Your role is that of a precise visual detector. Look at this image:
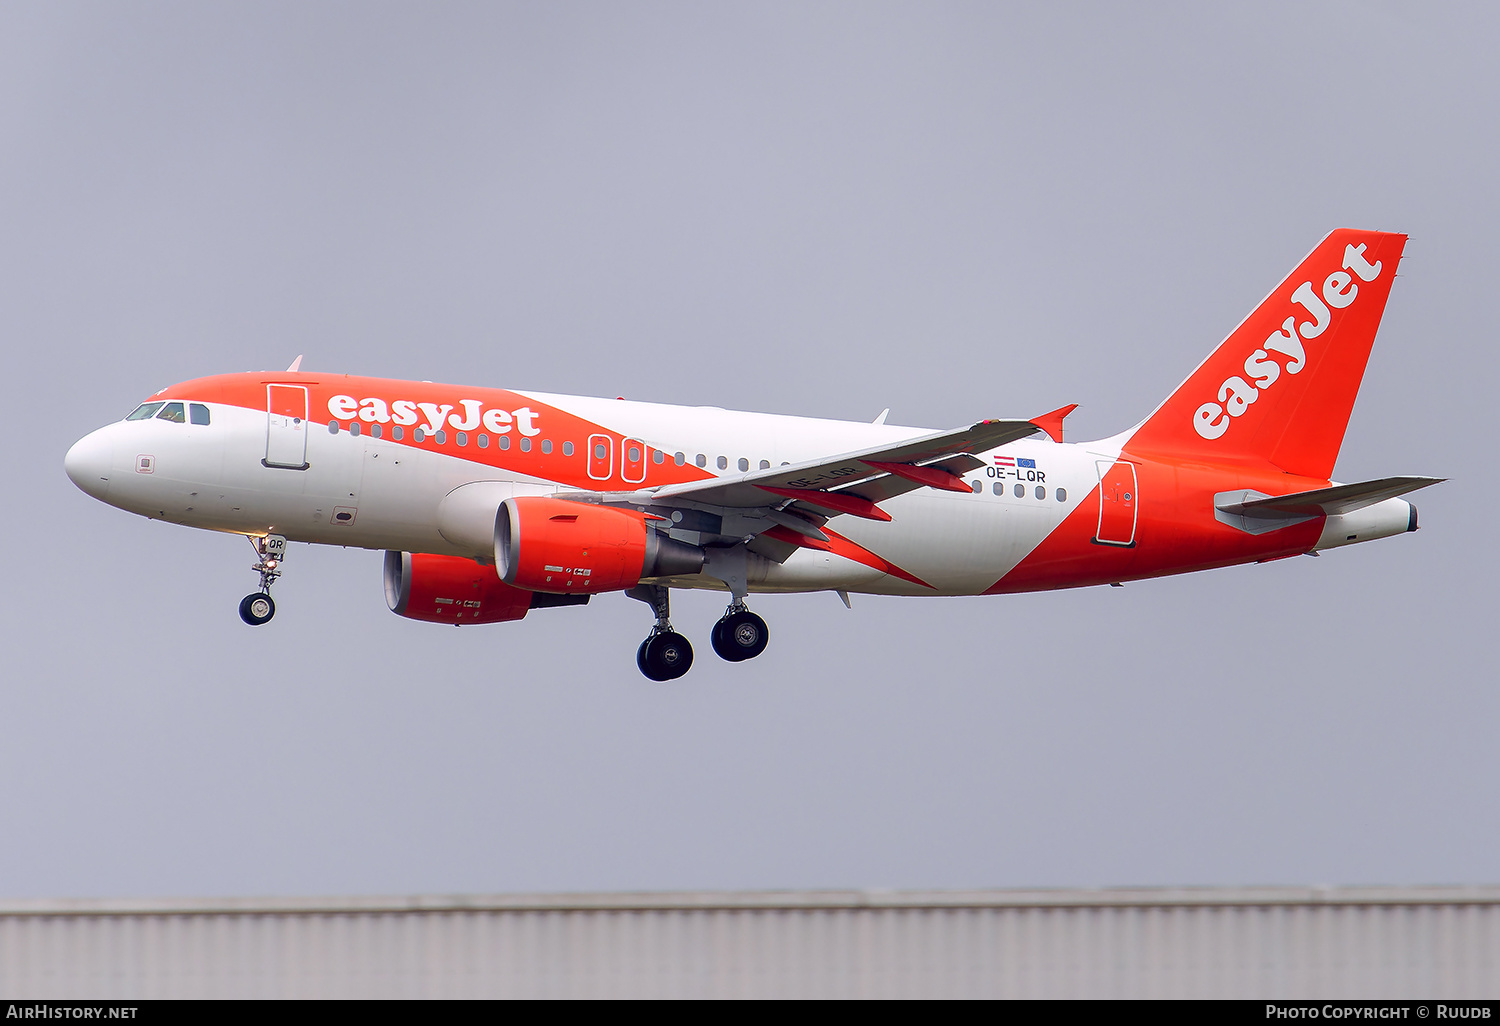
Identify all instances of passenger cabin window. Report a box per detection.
[156,402,186,423]
[126,402,165,421]
[189,403,210,425]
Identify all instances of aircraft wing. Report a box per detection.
[640,417,1043,517]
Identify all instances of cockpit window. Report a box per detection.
[126,402,165,421]
[189,403,210,425]
[156,402,186,423]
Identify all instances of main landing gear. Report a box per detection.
[239,534,286,626]
[627,586,771,681]
[628,584,694,681]
[711,603,769,663]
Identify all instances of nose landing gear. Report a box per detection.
[711,604,769,662]
[628,584,694,681]
[239,534,286,626]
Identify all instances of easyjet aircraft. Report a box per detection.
[66,229,1439,679]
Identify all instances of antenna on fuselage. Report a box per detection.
[286,355,304,372]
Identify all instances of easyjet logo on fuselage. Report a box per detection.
[1192,243,1384,441]
[327,394,542,436]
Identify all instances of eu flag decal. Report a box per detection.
[1017,458,1036,468]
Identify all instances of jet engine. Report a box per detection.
[385,550,540,624]
[495,496,704,594]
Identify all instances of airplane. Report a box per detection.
[65,229,1441,680]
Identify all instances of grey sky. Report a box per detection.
[2,2,1496,897]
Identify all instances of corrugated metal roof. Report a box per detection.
[3,887,1498,998]
[6,885,1499,915]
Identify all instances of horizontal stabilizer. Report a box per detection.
[1217,476,1444,520]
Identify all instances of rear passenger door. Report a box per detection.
[1093,460,1137,546]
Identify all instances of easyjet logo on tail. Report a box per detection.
[1192,244,1384,440]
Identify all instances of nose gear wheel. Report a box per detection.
[239,593,276,626]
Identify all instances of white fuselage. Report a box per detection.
[66,392,1114,597]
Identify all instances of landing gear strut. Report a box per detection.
[711,603,769,662]
[240,534,286,626]
[702,545,769,664]
[628,584,694,681]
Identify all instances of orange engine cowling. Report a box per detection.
[495,496,705,594]
[384,551,537,624]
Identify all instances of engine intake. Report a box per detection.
[495,496,705,594]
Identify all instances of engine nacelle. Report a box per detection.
[384,551,535,624]
[495,496,705,594]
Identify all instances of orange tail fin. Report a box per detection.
[1127,229,1407,479]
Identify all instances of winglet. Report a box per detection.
[1030,404,1078,443]
[286,355,304,373]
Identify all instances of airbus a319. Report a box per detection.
[65,229,1439,679]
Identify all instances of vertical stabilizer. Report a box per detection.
[1127,229,1406,479]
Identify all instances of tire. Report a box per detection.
[239,592,275,626]
[711,619,744,662]
[641,631,693,681]
[714,611,768,662]
[636,638,651,677]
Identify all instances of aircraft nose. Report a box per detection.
[65,428,114,500]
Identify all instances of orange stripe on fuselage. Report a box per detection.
[988,455,1328,594]
[150,372,718,492]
